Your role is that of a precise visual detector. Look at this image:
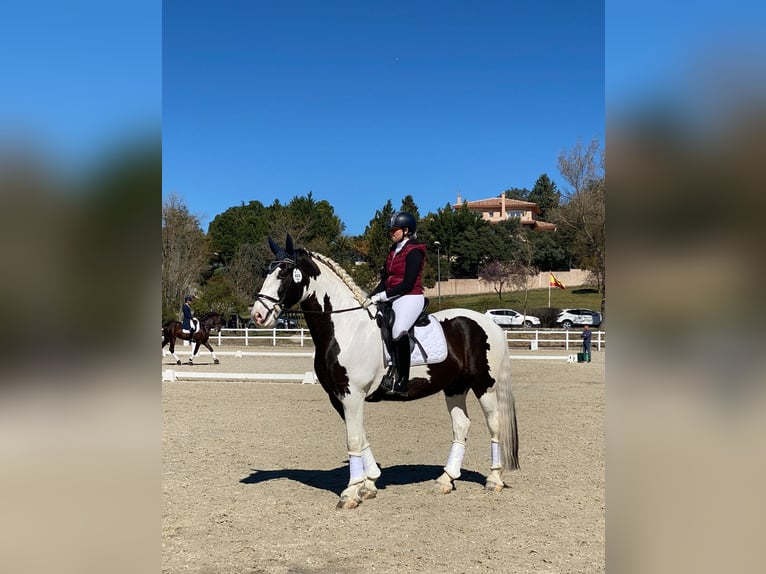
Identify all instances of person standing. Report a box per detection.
[581,324,592,362]
[363,211,426,396]
[181,295,196,340]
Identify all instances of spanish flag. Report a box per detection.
[549,273,566,290]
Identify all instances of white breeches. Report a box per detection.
[391,294,424,340]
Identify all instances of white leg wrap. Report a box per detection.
[444,441,466,479]
[491,440,502,470]
[361,447,381,479]
[348,454,364,485]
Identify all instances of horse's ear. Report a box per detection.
[285,234,294,257]
[268,236,280,255]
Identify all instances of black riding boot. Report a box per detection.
[388,335,411,396]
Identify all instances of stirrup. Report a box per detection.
[380,374,408,397]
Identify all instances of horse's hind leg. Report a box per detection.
[477,389,505,492]
[435,392,471,494]
[168,340,181,365]
[203,342,219,364]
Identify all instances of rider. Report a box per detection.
[363,211,426,396]
[181,295,196,339]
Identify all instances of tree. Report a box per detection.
[506,232,536,313]
[501,187,529,201]
[227,242,267,314]
[478,261,514,299]
[527,174,561,220]
[162,194,213,321]
[194,270,238,317]
[553,137,606,317]
[270,192,344,251]
[361,200,395,279]
[207,200,271,263]
[399,194,421,219]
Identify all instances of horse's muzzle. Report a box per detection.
[252,301,281,327]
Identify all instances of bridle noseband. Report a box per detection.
[253,291,284,323]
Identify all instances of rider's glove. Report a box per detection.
[363,292,387,308]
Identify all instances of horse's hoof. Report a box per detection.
[485,480,505,493]
[434,483,454,495]
[213,359,220,364]
[359,486,377,500]
[176,360,181,365]
[336,497,360,510]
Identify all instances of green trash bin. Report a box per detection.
[577,352,585,363]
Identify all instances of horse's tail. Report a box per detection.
[495,350,520,471]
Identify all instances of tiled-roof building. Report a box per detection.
[453,191,556,231]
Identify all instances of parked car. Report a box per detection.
[275,316,300,329]
[485,309,541,328]
[555,308,602,329]
[246,316,300,329]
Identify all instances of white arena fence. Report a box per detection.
[206,327,606,352]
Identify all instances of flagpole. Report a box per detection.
[548,271,551,307]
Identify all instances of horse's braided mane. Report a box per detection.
[309,251,368,304]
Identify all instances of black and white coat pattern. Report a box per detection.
[252,235,519,509]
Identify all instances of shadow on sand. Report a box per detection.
[240,463,487,496]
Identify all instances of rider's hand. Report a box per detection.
[363,292,386,308]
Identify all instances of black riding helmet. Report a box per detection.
[387,211,417,236]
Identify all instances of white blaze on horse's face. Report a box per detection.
[251,268,284,328]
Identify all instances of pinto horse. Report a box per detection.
[162,311,223,365]
[251,235,519,509]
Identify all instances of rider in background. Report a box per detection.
[182,295,196,339]
[364,211,426,396]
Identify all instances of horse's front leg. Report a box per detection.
[337,394,381,509]
[188,340,200,364]
[435,393,471,494]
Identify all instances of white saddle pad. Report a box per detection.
[183,318,200,333]
[383,316,448,366]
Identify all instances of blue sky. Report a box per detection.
[163,0,604,236]
[1,1,161,170]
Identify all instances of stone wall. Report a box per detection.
[423,269,593,298]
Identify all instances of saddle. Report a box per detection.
[185,318,200,334]
[375,299,447,366]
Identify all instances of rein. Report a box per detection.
[296,306,369,315]
[254,293,373,319]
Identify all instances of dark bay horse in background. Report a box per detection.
[251,235,519,509]
[162,311,223,365]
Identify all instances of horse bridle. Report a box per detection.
[253,291,284,324]
[255,256,371,319]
